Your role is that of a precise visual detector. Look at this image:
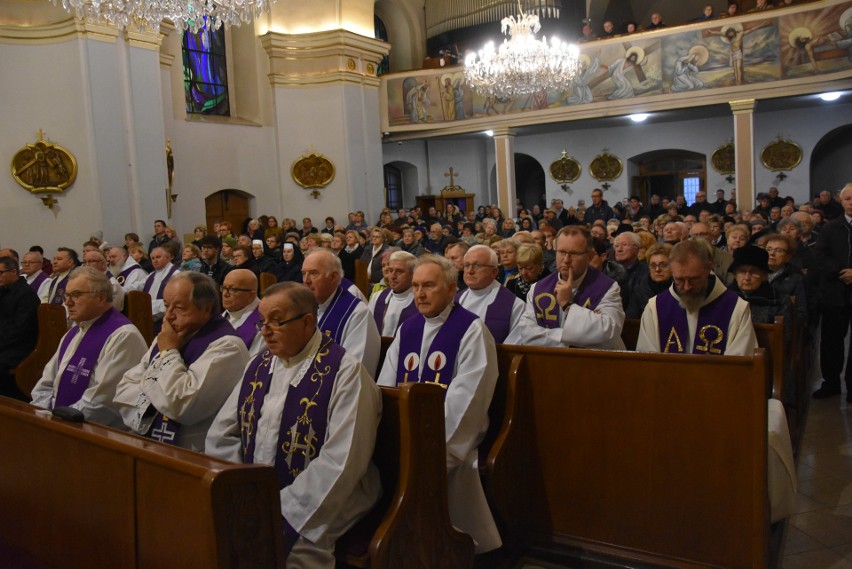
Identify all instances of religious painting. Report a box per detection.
[697,20,780,87]
[662,32,712,93]
[558,49,603,106]
[779,5,852,78]
[589,40,663,101]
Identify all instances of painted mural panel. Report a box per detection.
[779,5,852,77]
[384,1,852,129]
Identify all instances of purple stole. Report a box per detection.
[237,337,345,489]
[531,268,613,329]
[146,315,237,445]
[54,308,130,408]
[143,265,177,299]
[232,307,262,349]
[318,286,360,344]
[455,285,516,344]
[49,273,69,305]
[372,288,419,336]
[655,287,739,354]
[29,271,48,292]
[394,305,478,391]
[116,265,142,286]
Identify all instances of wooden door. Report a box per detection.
[205,190,250,235]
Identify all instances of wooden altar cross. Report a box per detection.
[444,167,459,187]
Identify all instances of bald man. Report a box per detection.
[302,249,380,376]
[221,269,263,357]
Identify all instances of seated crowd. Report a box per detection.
[0,181,846,565]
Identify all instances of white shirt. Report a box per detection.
[40,270,70,304]
[521,271,626,349]
[377,304,502,553]
[318,289,380,377]
[147,265,179,320]
[367,287,414,336]
[115,258,148,292]
[25,270,44,286]
[206,330,382,551]
[457,280,527,345]
[223,297,264,358]
[108,274,126,312]
[31,314,147,429]
[114,330,249,451]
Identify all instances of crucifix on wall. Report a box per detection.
[444,166,460,190]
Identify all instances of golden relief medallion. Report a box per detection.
[589,150,623,182]
[761,138,802,172]
[711,143,735,174]
[11,129,77,199]
[549,150,581,184]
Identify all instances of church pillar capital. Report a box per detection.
[260,29,389,87]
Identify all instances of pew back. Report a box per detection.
[259,272,276,296]
[125,290,154,345]
[13,304,67,396]
[354,259,370,299]
[486,345,769,569]
[0,398,285,569]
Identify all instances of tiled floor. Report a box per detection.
[782,386,852,568]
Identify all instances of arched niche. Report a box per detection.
[205,189,255,235]
[515,153,547,212]
[629,149,706,205]
[810,124,852,199]
[383,160,419,209]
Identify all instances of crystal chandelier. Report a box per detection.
[464,0,580,98]
[52,0,275,32]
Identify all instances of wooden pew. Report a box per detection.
[484,345,770,569]
[336,382,474,568]
[621,318,640,351]
[0,397,286,569]
[125,290,154,345]
[754,316,786,403]
[259,271,276,296]
[12,304,67,397]
[354,259,370,299]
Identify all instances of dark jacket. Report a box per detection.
[338,245,363,282]
[585,202,614,224]
[360,244,389,284]
[625,275,671,319]
[620,261,650,309]
[769,264,808,327]
[0,277,39,374]
[200,256,230,286]
[731,282,792,340]
[815,216,852,308]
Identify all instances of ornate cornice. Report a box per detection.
[0,18,119,44]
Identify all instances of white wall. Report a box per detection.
[381,102,852,213]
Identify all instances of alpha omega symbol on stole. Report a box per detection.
[534,293,558,321]
[426,351,448,389]
[401,353,419,383]
[694,325,724,354]
[663,328,684,353]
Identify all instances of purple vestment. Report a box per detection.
[372,288,419,336]
[147,315,237,444]
[655,287,739,354]
[49,274,69,305]
[318,286,360,344]
[237,337,345,488]
[455,285,517,343]
[232,307,262,349]
[117,265,142,286]
[143,265,177,299]
[54,307,130,408]
[395,305,478,391]
[29,272,48,293]
[531,267,613,328]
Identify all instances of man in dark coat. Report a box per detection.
[0,255,40,400]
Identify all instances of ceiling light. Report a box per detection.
[629,113,650,122]
[485,130,494,137]
[819,92,842,102]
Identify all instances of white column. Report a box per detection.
[493,127,516,214]
[730,99,755,211]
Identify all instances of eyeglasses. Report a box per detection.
[765,247,789,255]
[222,286,253,295]
[65,290,98,301]
[255,313,308,332]
[462,263,497,271]
[649,263,670,271]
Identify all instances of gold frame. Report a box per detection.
[760,138,803,172]
[11,130,77,196]
[291,152,335,192]
[711,143,736,174]
[589,151,623,182]
[549,150,582,184]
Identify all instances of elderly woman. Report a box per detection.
[729,245,791,330]
[251,239,276,274]
[724,223,750,254]
[495,238,520,286]
[360,227,389,284]
[273,242,304,283]
[398,228,425,257]
[476,218,502,246]
[244,218,265,242]
[765,233,808,328]
[498,218,517,239]
[625,243,673,319]
[507,243,550,301]
[180,244,203,272]
[129,246,154,272]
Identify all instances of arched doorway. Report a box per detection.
[205,189,254,235]
[515,153,546,212]
[810,124,852,199]
[630,150,706,205]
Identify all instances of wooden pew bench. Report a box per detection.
[0,397,286,569]
[124,290,154,345]
[484,345,772,569]
[12,304,68,397]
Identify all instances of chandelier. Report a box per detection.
[51,0,275,32]
[464,0,580,98]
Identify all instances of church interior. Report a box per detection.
[1,0,852,566]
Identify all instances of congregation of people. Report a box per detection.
[1,179,850,566]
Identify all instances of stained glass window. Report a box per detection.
[183,25,230,116]
[374,16,389,76]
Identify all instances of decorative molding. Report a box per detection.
[125,29,162,51]
[0,18,119,44]
[260,28,389,88]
